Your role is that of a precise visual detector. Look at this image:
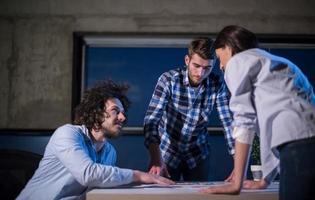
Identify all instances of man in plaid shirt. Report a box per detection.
[144,37,235,181]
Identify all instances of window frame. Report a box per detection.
[72,32,315,135]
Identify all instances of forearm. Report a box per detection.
[148,143,162,164]
[233,141,251,190]
[199,141,251,195]
[144,74,170,148]
[132,170,144,182]
[144,126,161,148]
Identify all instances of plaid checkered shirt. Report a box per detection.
[144,67,235,169]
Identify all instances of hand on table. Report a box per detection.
[148,160,171,179]
[148,144,171,179]
[243,179,268,189]
[133,170,174,185]
[199,182,241,195]
[199,179,268,195]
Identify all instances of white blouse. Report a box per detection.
[225,48,315,181]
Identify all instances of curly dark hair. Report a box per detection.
[74,80,130,132]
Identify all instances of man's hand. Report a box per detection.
[243,179,268,189]
[133,170,174,185]
[148,144,171,178]
[148,160,171,178]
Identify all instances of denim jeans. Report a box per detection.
[279,137,315,200]
[166,155,210,181]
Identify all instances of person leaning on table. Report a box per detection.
[17,80,173,200]
[201,25,315,200]
[144,37,235,182]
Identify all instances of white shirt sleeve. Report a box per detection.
[51,126,133,188]
[224,53,260,143]
[233,126,255,144]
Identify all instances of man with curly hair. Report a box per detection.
[17,80,173,200]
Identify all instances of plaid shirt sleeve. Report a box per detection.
[216,80,235,155]
[143,73,170,148]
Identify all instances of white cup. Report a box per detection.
[250,165,262,181]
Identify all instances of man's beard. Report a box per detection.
[104,129,120,139]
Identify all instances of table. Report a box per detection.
[87,181,279,200]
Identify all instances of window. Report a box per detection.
[72,33,315,134]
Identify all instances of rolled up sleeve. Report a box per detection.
[224,55,260,144]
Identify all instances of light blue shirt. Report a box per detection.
[225,48,315,181]
[17,124,133,200]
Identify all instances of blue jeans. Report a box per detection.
[166,155,210,181]
[278,137,315,200]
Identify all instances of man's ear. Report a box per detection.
[184,55,190,66]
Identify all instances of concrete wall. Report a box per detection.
[0,0,312,184]
[0,0,315,129]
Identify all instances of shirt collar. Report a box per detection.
[81,125,106,151]
[81,125,90,139]
[183,66,190,86]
